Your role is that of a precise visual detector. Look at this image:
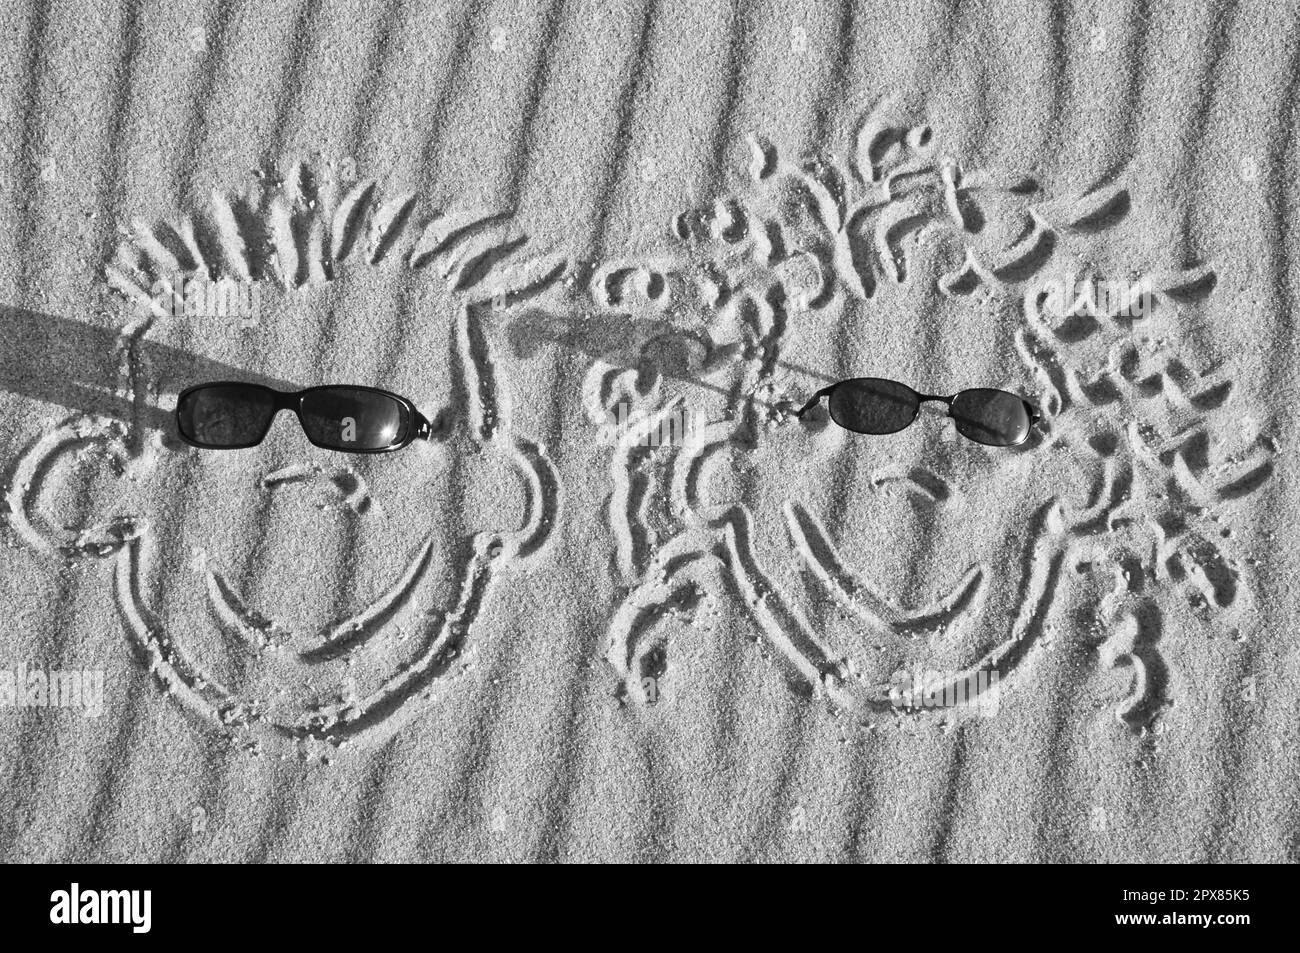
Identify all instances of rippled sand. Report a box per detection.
[0,0,1295,862]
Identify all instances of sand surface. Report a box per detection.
[1,0,1297,862]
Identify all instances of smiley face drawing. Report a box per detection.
[7,161,566,753]
[586,102,1274,730]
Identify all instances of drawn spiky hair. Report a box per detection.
[103,160,572,325]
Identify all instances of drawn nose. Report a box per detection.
[258,462,373,515]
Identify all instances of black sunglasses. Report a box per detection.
[795,377,1041,447]
[175,382,435,453]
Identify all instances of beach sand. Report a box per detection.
[0,0,1297,862]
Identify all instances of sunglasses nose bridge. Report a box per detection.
[274,390,301,412]
[911,395,951,424]
[914,392,954,406]
[250,405,297,444]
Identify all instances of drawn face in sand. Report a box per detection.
[591,108,1274,730]
[9,163,565,752]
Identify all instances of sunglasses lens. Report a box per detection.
[950,389,1032,446]
[299,387,410,450]
[827,378,920,434]
[177,384,275,448]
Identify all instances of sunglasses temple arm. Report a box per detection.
[793,387,833,418]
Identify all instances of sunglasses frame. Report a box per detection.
[794,377,1042,447]
[175,382,435,453]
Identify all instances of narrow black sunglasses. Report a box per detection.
[176,382,435,453]
[795,377,1041,447]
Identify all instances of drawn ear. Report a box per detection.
[5,416,142,561]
